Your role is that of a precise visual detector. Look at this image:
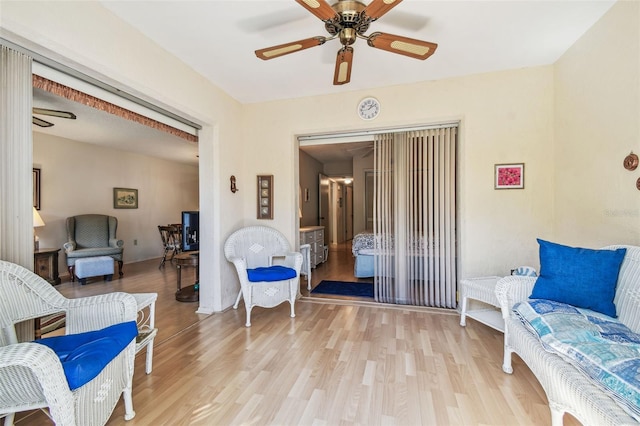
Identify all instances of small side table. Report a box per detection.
[34,248,61,285]
[460,276,504,332]
[132,293,158,375]
[175,251,199,302]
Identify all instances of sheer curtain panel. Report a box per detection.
[373,127,457,308]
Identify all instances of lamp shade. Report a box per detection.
[33,207,45,228]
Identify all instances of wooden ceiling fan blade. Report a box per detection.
[295,0,339,21]
[333,46,353,85]
[32,116,54,127]
[255,36,326,60]
[363,0,403,20]
[367,32,437,60]
[33,107,76,119]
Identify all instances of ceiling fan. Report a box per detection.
[347,143,374,157]
[32,107,76,128]
[255,0,438,85]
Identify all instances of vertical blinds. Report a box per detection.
[0,45,34,269]
[373,126,457,308]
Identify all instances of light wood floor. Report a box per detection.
[15,246,580,425]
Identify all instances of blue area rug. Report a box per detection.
[311,280,374,298]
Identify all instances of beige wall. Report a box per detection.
[353,151,374,235]
[299,150,323,227]
[33,133,199,276]
[245,66,556,277]
[554,0,640,248]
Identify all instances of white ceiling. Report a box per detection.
[100,0,616,104]
[33,0,616,164]
[33,88,199,165]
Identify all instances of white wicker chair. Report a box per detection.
[0,260,138,426]
[224,226,303,327]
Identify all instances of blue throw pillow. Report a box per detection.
[530,239,626,317]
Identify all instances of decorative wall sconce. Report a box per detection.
[230,175,239,193]
[624,152,638,171]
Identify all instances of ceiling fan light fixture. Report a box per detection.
[255,0,437,84]
[339,28,357,46]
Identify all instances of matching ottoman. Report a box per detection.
[75,256,114,285]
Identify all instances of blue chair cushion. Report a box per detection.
[247,265,297,282]
[35,321,138,390]
[530,239,626,317]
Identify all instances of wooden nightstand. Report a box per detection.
[34,248,61,285]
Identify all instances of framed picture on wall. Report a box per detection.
[257,175,273,219]
[495,163,524,189]
[33,168,41,210]
[113,187,138,208]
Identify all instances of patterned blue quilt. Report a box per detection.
[514,299,640,422]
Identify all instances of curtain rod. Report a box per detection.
[298,121,459,143]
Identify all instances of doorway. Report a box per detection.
[298,140,372,296]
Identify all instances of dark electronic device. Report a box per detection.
[181,211,199,252]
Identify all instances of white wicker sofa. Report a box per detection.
[496,244,640,425]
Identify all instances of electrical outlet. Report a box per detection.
[134,239,138,245]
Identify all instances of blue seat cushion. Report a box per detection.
[35,321,138,390]
[247,265,297,282]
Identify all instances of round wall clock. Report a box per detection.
[357,97,380,120]
[624,152,639,171]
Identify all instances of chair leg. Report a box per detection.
[245,306,252,327]
[3,412,15,426]
[145,342,154,374]
[289,300,295,318]
[68,265,75,282]
[233,289,242,309]
[123,380,136,421]
[118,261,124,277]
[159,247,169,269]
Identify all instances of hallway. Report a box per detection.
[302,240,373,301]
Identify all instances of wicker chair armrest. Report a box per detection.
[270,252,303,272]
[64,292,138,334]
[109,238,124,248]
[62,242,76,252]
[0,343,74,421]
[227,257,249,280]
[496,275,537,319]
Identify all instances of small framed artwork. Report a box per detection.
[257,175,273,219]
[495,163,524,189]
[33,168,41,210]
[113,187,138,209]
